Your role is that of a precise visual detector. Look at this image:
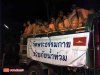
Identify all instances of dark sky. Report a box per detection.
[1,0,100,43]
[2,0,99,23]
[2,0,47,23]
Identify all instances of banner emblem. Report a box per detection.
[73,37,86,46]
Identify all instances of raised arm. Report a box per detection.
[68,12,77,29]
[55,18,62,33]
[55,18,59,31]
[55,18,66,34]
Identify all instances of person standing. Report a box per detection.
[63,13,71,30]
[68,4,95,29]
[48,17,56,32]
[55,10,66,34]
[26,20,32,35]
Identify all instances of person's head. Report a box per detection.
[71,4,77,10]
[51,17,55,22]
[66,12,70,18]
[71,4,77,13]
[27,20,31,25]
[43,21,48,27]
[58,10,63,18]
[23,23,26,27]
[35,19,38,24]
[38,19,43,26]
[63,15,67,20]
[89,8,95,14]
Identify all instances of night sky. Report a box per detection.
[1,0,100,43]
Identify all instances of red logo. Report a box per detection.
[73,37,86,46]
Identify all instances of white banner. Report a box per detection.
[27,32,90,67]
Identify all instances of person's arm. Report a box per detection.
[40,26,45,32]
[27,25,32,35]
[55,19,59,31]
[47,28,53,32]
[55,18,62,33]
[63,19,71,30]
[53,22,56,31]
[24,27,28,34]
[68,12,77,29]
[63,20,67,31]
[41,26,47,33]
[80,9,88,19]
[56,19,66,34]
[78,9,88,25]
[36,26,40,33]
[48,24,55,32]
[37,26,44,33]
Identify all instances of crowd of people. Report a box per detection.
[20,4,95,37]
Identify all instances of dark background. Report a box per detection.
[0,0,100,74]
[1,0,100,49]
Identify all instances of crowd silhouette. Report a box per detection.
[20,4,95,37]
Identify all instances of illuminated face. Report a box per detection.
[63,16,67,20]
[59,13,63,17]
[43,22,48,26]
[51,18,55,22]
[58,11,63,18]
[23,23,26,27]
[38,21,42,26]
[27,21,30,25]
